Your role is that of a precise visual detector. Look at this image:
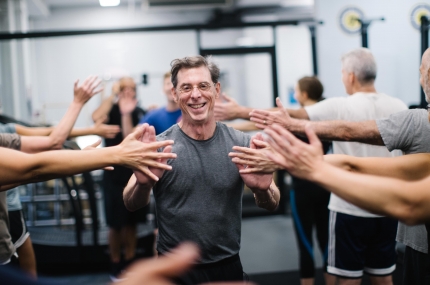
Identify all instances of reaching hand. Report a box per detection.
[132,124,173,185]
[214,93,241,121]
[249,97,291,129]
[118,93,138,115]
[73,75,103,105]
[232,133,272,191]
[229,135,281,174]
[117,125,176,181]
[118,243,253,285]
[93,117,121,138]
[263,124,324,180]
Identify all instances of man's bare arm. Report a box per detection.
[264,124,430,225]
[123,174,154,211]
[325,153,430,181]
[250,97,383,145]
[252,180,280,211]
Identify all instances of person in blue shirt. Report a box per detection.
[139,72,181,135]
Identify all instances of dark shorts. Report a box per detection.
[103,176,148,230]
[327,211,397,278]
[402,246,430,285]
[172,254,245,285]
[8,210,29,248]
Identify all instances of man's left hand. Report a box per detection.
[231,133,272,191]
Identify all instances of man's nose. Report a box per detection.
[190,86,202,98]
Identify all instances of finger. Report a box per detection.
[138,166,160,181]
[149,125,156,143]
[231,146,257,155]
[271,124,299,146]
[147,140,174,150]
[126,243,199,280]
[144,160,173,171]
[275,97,285,109]
[103,166,114,171]
[84,139,101,150]
[265,150,287,169]
[253,122,266,130]
[305,123,321,148]
[231,157,257,166]
[160,145,173,164]
[249,109,270,119]
[74,79,79,91]
[264,128,291,157]
[253,139,269,148]
[221,93,233,102]
[145,152,177,160]
[132,125,145,141]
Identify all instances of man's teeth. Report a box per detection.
[190,103,205,109]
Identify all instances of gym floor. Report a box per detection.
[36,215,402,285]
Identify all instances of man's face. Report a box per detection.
[173,66,220,124]
[341,68,353,95]
[163,77,175,103]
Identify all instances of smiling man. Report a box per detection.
[123,55,280,284]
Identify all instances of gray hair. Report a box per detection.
[170,55,220,88]
[341,48,377,85]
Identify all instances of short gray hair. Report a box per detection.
[170,55,220,88]
[341,48,377,85]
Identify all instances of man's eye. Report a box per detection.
[182,86,191,92]
[199,83,210,90]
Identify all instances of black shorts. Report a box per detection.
[327,211,397,278]
[103,175,148,230]
[8,210,29,248]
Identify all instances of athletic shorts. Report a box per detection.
[327,211,397,278]
[8,210,29,248]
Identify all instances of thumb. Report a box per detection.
[95,115,107,125]
[131,125,145,141]
[305,124,321,147]
[275,97,284,109]
[222,93,234,102]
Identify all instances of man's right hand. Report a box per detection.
[250,97,291,129]
[117,124,176,182]
[133,123,174,185]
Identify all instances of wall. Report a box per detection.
[25,5,313,127]
[315,0,429,106]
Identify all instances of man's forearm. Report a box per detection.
[123,175,153,211]
[288,119,384,145]
[252,181,280,211]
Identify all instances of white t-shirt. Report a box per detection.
[304,92,407,217]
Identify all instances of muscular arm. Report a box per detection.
[325,153,430,181]
[288,119,384,145]
[123,174,155,211]
[252,180,280,211]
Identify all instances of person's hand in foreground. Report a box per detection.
[118,243,254,285]
[229,133,281,174]
[250,97,291,129]
[117,124,176,181]
[263,124,324,181]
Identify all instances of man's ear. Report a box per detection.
[171,87,178,103]
[215,82,221,99]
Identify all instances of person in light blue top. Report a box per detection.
[139,72,181,135]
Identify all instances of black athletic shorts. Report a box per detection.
[8,210,29,248]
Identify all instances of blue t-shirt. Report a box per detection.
[139,107,182,135]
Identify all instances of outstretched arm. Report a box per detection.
[264,124,430,225]
[19,76,102,153]
[325,154,430,181]
[250,97,384,145]
[0,126,176,191]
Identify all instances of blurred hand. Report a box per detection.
[93,116,121,139]
[118,94,138,115]
[118,243,253,285]
[73,75,103,105]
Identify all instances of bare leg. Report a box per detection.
[16,236,37,278]
[300,277,314,285]
[369,275,392,285]
[121,225,136,261]
[324,273,336,285]
[338,278,362,285]
[108,228,122,263]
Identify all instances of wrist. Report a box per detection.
[71,100,85,109]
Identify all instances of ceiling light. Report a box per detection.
[100,0,120,7]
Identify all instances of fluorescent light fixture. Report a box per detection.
[100,0,120,7]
